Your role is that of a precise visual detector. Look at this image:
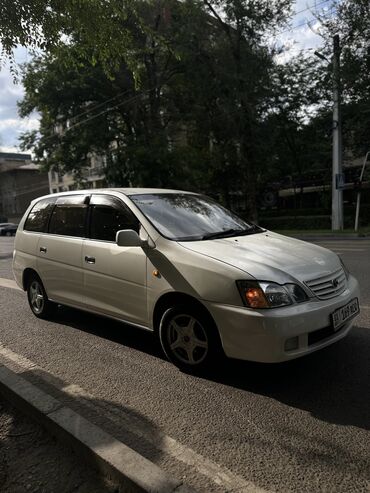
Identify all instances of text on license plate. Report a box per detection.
[331,298,359,330]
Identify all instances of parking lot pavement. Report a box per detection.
[0,236,369,492]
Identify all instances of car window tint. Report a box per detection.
[24,198,56,232]
[48,195,88,237]
[90,195,139,242]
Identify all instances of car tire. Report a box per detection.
[159,304,224,373]
[26,274,56,319]
[5,231,11,237]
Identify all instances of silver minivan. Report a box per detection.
[13,188,360,372]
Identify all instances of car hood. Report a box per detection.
[178,231,341,284]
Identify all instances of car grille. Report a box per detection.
[305,267,346,300]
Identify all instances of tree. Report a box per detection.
[196,0,293,218]
[15,0,297,219]
[18,1,218,190]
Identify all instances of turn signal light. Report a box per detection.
[244,287,269,308]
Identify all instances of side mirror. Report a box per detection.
[116,229,143,247]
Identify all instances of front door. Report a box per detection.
[83,194,148,326]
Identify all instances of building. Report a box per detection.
[48,154,107,193]
[0,152,49,222]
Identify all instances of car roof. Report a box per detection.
[31,188,198,203]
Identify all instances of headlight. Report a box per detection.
[236,280,308,309]
[285,283,309,303]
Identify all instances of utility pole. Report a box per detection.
[332,34,344,230]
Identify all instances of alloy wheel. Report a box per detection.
[29,280,45,314]
[167,314,209,365]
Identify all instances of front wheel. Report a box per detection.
[159,305,223,373]
[27,275,56,319]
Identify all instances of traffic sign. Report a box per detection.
[335,173,345,190]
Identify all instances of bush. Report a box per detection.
[258,203,370,230]
[259,215,331,230]
[259,214,369,230]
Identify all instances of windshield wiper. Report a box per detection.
[200,228,241,240]
[200,225,262,240]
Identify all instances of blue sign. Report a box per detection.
[336,173,345,190]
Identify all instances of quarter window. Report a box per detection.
[89,195,139,242]
[24,198,56,232]
[48,195,88,237]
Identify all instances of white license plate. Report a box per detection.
[331,298,360,330]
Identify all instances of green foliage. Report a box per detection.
[16,0,294,219]
[2,0,370,224]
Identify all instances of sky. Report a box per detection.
[0,0,333,154]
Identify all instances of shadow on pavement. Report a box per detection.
[0,396,114,493]
[208,325,370,431]
[17,366,167,486]
[52,304,165,360]
[49,304,370,432]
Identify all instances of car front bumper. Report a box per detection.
[205,274,360,363]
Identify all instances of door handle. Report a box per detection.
[85,256,95,264]
[39,247,47,253]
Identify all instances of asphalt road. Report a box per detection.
[0,236,369,492]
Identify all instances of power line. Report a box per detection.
[67,89,132,125]
[63,88,154,134]
[30,87,155,148]
[293,0,332,18]
[276,10,335,36]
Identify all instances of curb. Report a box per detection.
[0,363,194,493]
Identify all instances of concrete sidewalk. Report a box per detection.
[0,362,194,493]
[0,396,116,493]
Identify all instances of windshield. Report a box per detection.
[130,193,261,241]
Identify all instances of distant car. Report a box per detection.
[0,223,18,236]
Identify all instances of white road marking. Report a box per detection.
[0,278,21,290]
[0,342,268,493]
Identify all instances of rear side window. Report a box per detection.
[24,198,56,232]
[89,195,139,242]
[49,195,88,237]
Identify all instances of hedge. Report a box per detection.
[259,214,369,230]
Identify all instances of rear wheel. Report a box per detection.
[5,231,11,237]
[159,304,223,373]
[27,275,56,319]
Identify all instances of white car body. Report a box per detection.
[13,188,360,365]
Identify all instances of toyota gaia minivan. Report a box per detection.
[13,189,360,371]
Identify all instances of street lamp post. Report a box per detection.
[332,34,343,231]
[315,34,344,231]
